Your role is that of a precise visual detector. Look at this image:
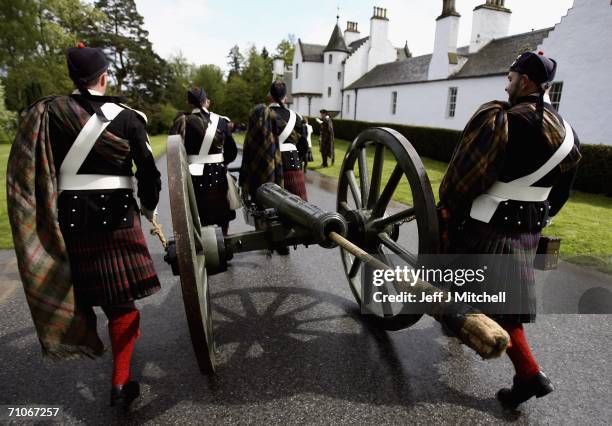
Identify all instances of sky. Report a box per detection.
[134,0,575,72]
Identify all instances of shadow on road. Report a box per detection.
[0,283,515,423]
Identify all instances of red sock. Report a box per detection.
[502,323,540,381]
[107,309,140,387]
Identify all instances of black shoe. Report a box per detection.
[275,246,290,256]
[110,381,140,407]
[497,371,554,409]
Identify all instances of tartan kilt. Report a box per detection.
[283,169,308,201]
[63,212,161,306]
[449,218,539,324]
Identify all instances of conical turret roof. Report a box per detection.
[323,24,349,53]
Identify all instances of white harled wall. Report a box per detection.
[344,75,507,130]
[367,17,398,72]
[344,43,369,88]
[536,0,612,145]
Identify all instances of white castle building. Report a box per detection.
[275,0,612,145]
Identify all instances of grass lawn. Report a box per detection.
[237,134,611,269]
[149,134,169,160]
[0,144,12,248]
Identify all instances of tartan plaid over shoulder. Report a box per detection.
[6,97,104,359]
[439,100,580,220]
[239,104,284,199]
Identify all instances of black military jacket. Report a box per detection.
[181,108,237,164]
[489,95,581,230]
[49,93,161,232]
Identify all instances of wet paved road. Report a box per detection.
[0,153,611,425]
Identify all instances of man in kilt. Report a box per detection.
[169,87,238,235]
[240,80,309,202]
[438,52,581,409]
[316,109,334,168]
[7,43,162,407]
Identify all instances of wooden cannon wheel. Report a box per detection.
[167,135,216,375]
[337,127,440,330]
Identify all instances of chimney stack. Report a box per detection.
[469,0,512,53]
[372,6,388,20]
[344,21,361,46]
[428,0,461,80]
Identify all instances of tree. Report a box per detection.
[241,46,272,106]
[192,64,226,111]
[165,52,195,110]
[88,0,169,132]
[89,0,167,103]
[0,81,16,143]
[0,0,105,110]
[226,45,243,79]
[223,76,251,124]
[275,34,296,65]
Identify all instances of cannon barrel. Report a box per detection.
[256,183,347,248]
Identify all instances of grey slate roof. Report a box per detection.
[299,40,324,62]
[324,24,349,53]
[345,28,553,90]
[348,36,369,53]
[345,54,432,90]
[454,28,552,78]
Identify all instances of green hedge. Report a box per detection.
[574,144,612,195]
[306,117,461,163]
[307,117,611,196]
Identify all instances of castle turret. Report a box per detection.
[322,24,349,113]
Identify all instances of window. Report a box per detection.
[337,71,341,81]
[346,95,351,113]
[447,87,458,118]
[328,87,332,97]
[549,81,563,111]
[295,63,299,79]
[328,54,333,64]
[391,91,397,115]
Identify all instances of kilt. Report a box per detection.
[449,218,540,324]
[63,212,161,306]
[283,169,308,201]
[192,163,236,228]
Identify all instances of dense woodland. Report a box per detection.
[0,0,295,141]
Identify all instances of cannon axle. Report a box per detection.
[328,231,509,359]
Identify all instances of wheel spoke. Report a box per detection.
[371,165,403,218]
[370,207,416,229]
[367,255,394,317]
[339,201,351,213]
[367,144,385,209]
[358,148,369,208]
[346,170,362,208]
[348,256,362,278]
[378,232,418,266]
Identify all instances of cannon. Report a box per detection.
[165,129,509,375]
